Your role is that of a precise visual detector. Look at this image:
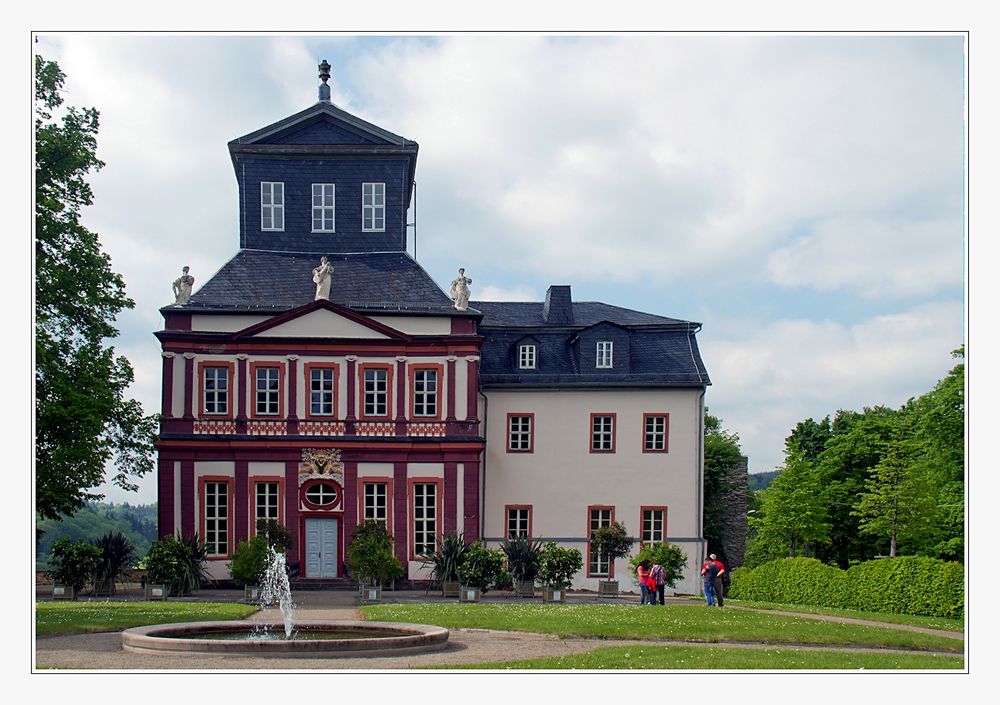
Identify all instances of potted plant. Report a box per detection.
[538,542,583,602]
[457,540,505,602]
[92,531,138,597]
[590,521,633,597]
[144,533,210,597]
[347,520,404,603]
[420,531,467,597]
[47,539,102,600]
[628,541,689,602]
[500,535,543,597]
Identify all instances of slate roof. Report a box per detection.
[472,299,710,388]
[169,249,458,314]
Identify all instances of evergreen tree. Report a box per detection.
[34,55,158,520]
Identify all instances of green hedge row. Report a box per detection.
[729,556,964,619]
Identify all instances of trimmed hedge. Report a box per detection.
[729,556,964,619]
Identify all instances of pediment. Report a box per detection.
[230,103,410,148]
[234,300,408,340]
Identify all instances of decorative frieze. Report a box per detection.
[299,420,347,436]
[193,419,237,434]
[407,422,447,438]
[355,421,395,437]
[246,420,287,436]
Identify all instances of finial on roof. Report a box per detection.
[318,59,332,102]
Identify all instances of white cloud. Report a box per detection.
[475,284,539,301]
[701,299,964,473]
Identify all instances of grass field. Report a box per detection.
[693,598,964,632]
[434,644,965,670]
[35,601,257,635]
[359,603,964,653]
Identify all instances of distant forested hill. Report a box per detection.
[748,471,779,491]
[36,502,157,570]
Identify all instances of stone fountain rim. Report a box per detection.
[122,619,450,657]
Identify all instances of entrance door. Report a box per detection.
[304,517,339,578]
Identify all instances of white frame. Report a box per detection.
[412,368,438,417]
[589,508,612,576]
[255,482,280,525]
[260,181,285,231]
[311,183,336,232]
[310,368,335,416]
[255,367,280,416]
[203,367,229,415]
[413,483,437,556]
[204,481,229,556]
[644,415,667,451]
[508,415,532,451]
[642,508,665,544]
[591,415,614,451]
[363,482,388,524]
[362,182,386,232]
[363,368,389,417]
[518,344,536,369]
[596,340,614,369]
[305,483,338,506]
[507,507,530,538]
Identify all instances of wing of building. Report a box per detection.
[155,65,711,593]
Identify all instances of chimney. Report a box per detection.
[542,285,574,324]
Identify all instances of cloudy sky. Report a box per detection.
[32,33,966,505]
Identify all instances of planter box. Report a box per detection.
[514,580,535,598]
[245,585,260,604]
[459,586,481,602]
[145,583,169,601]
[597,580,619,597]
[543,588,566,603]
[362,585,382,603]
[441,581,461,598]
[52,584,75,600]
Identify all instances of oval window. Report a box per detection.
[304,482,338,506]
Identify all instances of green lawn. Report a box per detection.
[699,598,964,632]
[35,601,257,635]
[435,644,965,670]
[360,603,963,653]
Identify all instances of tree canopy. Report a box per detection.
[34,55,158,520]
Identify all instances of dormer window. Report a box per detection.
[312,183,335,232]
[362,182,385,232]
[596,340,614,368]
[518,344,536,369]
[261,182,285,231]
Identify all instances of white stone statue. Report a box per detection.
[312,256,333,300]
[172,266,194,305]
[450,267,472,310]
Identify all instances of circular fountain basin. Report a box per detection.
[122,619,449,657]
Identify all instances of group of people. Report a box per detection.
[700,553,729,607]
[636,559,667,605]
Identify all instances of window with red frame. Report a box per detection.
[641,508,665,544]
[644,414,668,452]
[255,482,280,528]
[507,507,531,538]
[412,368,439,417]
[588,507,613,576]
[508,414,533,452]
[204,481,230,556]
[202,366,230,415]
[254,367,280,416]
[309,367,336,416]
[363,367,389,417]
[591,414,615,452]
[412,483,438,556]
[363,482,388,525]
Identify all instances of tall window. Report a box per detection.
[312,183,335,232]
[254,367,280,416]
[363,367,389,417]
[255,481,280,527]
[362,182,385,231]
[310,367,336,416]
[588,507,613,576]
[507,506,531,538]
[412,368,439,417]
[507,414,533,452]
[203,366,229,415]
[644,414,669,452]
[204,481,230,557]
[518,344,536,369]
[261,181,284,231]
[596,340,614,368]
[641,508,666,544]
[363,482,388,524]
[412,482,438,557]
[590,414,615,453]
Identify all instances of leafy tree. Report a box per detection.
[34,54,157,520]
[47,538,102,593]
[346,519,404,587]
[750,450,830,559]
[537,542,584,589]
[590,521,633,571]
[36,501,157,570]
[627,541,688,588]
[457,540,506,591]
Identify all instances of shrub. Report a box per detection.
[590,522,633,572]
[92,531,137,595]
[228,536,270,587]
[420,531,467,583]
[458,541,506,591]
[537,542,583,589]
[500,535,544,583]
[347,519,404,587]
[145,534,210,596]
[627,542,688,588]
[256,519,293,552]
[729,555,964,619]
[47,539,102,593]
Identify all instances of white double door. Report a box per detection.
[304,517,339,578]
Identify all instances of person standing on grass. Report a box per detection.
[637,559,653,605]
[710,554,726,608]
[650,561,666,605]
[700,555,720,606]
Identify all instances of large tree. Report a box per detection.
[35,55,158,520]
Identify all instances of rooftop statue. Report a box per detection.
[450,268,472,311]
[313,256,333,300]
[172,266,194,305]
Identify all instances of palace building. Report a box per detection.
[155,63,711,593]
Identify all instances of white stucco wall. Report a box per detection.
[482,387,705,594]
[190,314,270,332]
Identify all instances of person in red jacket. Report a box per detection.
[710,554,726,608]
[637,559,654,605]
